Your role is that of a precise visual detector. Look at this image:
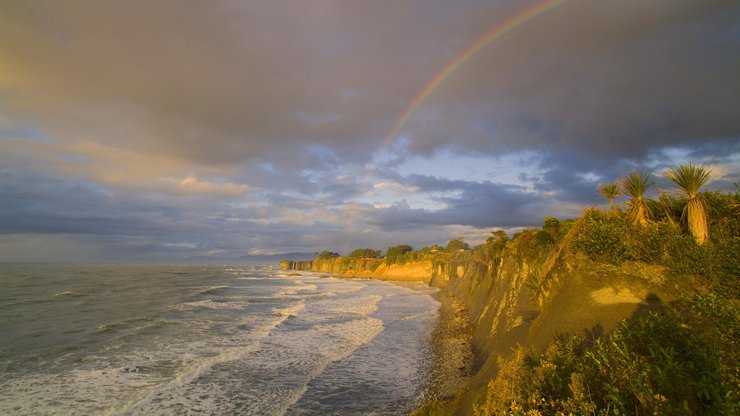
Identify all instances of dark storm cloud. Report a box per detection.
[0,0,460,166]
[368,175,546,230]
[401,1,740,159]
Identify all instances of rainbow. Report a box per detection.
[383,0,570,147]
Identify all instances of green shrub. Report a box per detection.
[446,238,470,251]
[385,244,413,265]
[691,293,740,403]
[704,191,740,241]
[474,312,735,415]
[664,233,712,279]
[626,221,679,263]
[570,209,630,264]
[315,250,340,259]
[347,248,381,258]
[542,217,561,240]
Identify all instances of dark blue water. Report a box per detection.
[0,264,438,415]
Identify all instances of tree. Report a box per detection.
[543,217,561,240]
[316,251,340,259]
[598,182,622,212]
[446,238,470,251]
[664,163,711,244]
[486,230,509,245]
[622,172,655,226]
[385,244,413,264]
[348,248,381,258]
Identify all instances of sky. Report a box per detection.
[1,0,738,262]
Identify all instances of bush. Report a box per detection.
[348,248,381,258]
[446,238,470,251]
[627,221,679,263]
[315,250,340,259]
[385,244,413,265]
[704,191,740,241]
[570,209,630,265]
[474,312,735,415]
[691,293,740,403]
[543,217,561,240]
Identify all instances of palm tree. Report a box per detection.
[598,182,622,212]
[664,163,711,244]
[622,172,655,225]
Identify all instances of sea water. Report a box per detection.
[0,264,438,415]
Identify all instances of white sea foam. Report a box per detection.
[178,299,250,311]
[0,265,436,415]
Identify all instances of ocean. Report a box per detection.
[0,264,439,415]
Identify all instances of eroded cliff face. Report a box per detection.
[281,258,434,283]
[425,234,676,414]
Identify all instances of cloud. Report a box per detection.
[373,182,420,193]
[174,174,250,196]
[366,176,547,230]
[398,1,740,160]
[161,242,198,249]
[0,1,737,261]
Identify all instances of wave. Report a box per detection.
[277,282,318,297]
[53,291,83,298]
[110,302,306,415]
[178,299,249,311]
[95,317,177,335]
[195,285,228,297]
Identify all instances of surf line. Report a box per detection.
[382,0,570,149]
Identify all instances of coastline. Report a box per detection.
[418,290,474,407]
[291,270,472,413]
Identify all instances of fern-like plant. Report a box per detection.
[622,172,655,225]
[598,182,622,212]
[664,163,711,244]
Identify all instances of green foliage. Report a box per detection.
[347,248,381,258]
[479,230,509,259]
[598,182,622,211]
[665,163,712,244]
[542,217,561,240]
[486,230,509,245]
[534,231,555,259]
[315,250,340,259]
[704,190,740,240]
[446,238,470,251]
[475,312,735,415]
[691,293,740,402]
[385,244,413,265]
[567,190,736,286]
[626,221,678,263]
[622,171,655,225]
[570,209,630,265]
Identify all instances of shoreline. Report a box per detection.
[419,290,474,406]
[287,270,473,412]
[363,277,475,413]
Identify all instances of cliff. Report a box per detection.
[423,232,677,414]
[281,257,434,283]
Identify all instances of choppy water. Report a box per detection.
[0,264,438,415]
